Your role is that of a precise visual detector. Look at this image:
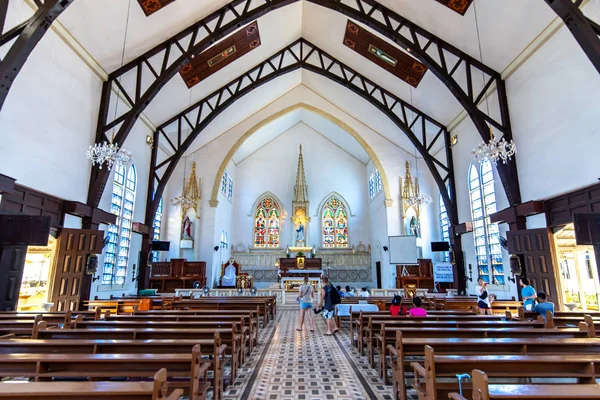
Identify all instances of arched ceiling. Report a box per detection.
[54,0,557,130]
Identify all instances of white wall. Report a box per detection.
[0,2,100,203]
[231,122,370,251]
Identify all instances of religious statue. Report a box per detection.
[296,222,305,243]
[408,216,420,238]
[182,216,194,240]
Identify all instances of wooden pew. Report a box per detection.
[449,369,600,400]
[84,299,150,314]
[0,368,182,400]
[0,346,210,400]
[108,309,259,348]
[172,297,275,324]
[364,318,545,368]
[33,321,241,383]
[386,331,600,400]
[72,319,250,363]
[412,346,600,400]
[0,334,227,400]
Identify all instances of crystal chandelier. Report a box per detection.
[87,0,132,171]
[402,161,432,208]
[171,161,201,218]
[472,127,517,165]
[87,140,132,170]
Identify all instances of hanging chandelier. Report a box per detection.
[402,161,432,208]
[472,126,517,165]
[87,140,132,170]
[87,0,133,171]
[171,161,201,218]
[470,2,516,166]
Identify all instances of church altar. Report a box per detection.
[175,288,287,304]
[280,277,321,290]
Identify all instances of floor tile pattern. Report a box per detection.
[221,308,398,400]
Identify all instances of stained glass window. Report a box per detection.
[439,193,450,262]
[254,197,280,247]
[369,170,382,200]
[227,175,233,201]
[103,164,136,285]
[322,197,349,248]
[469,161,503,285]
[152,198,163,262]
[221,171,228,196]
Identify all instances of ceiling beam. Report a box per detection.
[87,0,521,213]
[144,39,458,234]
[544,0,600,74]
[0,0,73,112]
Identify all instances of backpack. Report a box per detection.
[479,288,488,300]
[328,284,341,305]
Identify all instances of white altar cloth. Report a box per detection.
[279,269,324,274]
[335,303,379,316]
[280,277,321,289]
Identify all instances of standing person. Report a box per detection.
[409,296,428,317]
[520,278,537,311]
[532,292,555,316]
[296,277,315,332]
[476,278,491,315]
[318,277,340,335]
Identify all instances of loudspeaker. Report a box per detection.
[431,241,450,252]
[151,241,170,251]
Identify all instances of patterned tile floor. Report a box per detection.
[221,308,398,400]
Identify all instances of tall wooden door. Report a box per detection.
[0,245,28,310]
[507,228,559,303]
[50,229,103,311]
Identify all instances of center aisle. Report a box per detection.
[222,308,395,400]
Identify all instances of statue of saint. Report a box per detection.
[295,222,305,243]
[182,216,194,240]
[408,216,420,238]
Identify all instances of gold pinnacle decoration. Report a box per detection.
[294,144,309,203]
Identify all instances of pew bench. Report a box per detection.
[0,335,227,399]
[449,369,600,400]
[412,346,600,400]
[365,319,545,368]
[33,322,241,383]
[0,368,182,400]
[0,346,210,400]
[386,331,600,400]
[172,298,274,325]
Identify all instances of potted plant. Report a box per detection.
[296,252,305,257]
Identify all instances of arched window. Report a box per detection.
[254,197,280,247]
[469,161,503,284]
[369,169,382,200]
[151,198,163,262]
[439,193,450,261]
[322,196,349,248]
[103,164,136,285]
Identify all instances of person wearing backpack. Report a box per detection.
[476,278,491,315]
[318,276,340,335]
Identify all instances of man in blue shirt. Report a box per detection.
[532,292,555,316]
[520,278,536,311]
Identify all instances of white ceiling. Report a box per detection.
[53,0,565,154]
[232,108,370,165]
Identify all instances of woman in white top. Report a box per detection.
[358,287,370,298]
[296,277,316,332]
[475,278,491,315]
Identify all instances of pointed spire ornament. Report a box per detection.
[294,144,309,203]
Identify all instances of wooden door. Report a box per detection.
[507,228,559,303]
[50,229,103,311]
[0,245,28,310]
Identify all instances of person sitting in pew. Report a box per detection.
[532,291,554,316]
[345,286,355,297]
[336,285,346,298]
[390,295,407,316]
[409,296,428,317]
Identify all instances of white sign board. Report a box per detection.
[388,236,418,264]
[433,262,454,283]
